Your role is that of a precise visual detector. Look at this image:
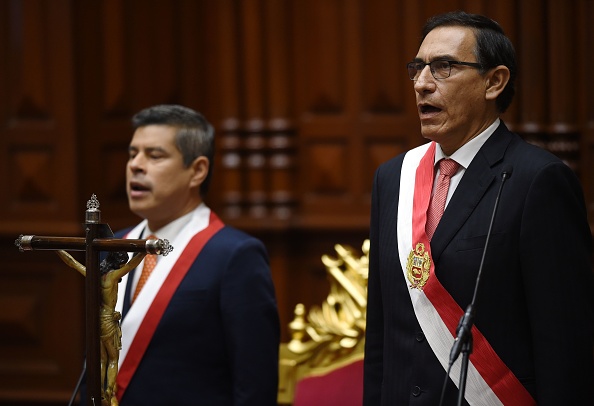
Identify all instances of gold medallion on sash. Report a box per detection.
[406,242,431,290]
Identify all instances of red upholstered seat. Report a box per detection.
[293,358,364,406]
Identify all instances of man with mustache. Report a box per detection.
[113,104,280,405]
[363,11,594,405]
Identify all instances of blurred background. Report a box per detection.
[1,0,593,404]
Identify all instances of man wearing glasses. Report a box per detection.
[363,10,594,406]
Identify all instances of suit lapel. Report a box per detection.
[430,123,513,259]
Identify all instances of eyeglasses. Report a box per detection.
[406,60,483,81]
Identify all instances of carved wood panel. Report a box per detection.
[1,1,593,404]
[0,244,85,404]
[0,0,78,236]
[0,1,83,404]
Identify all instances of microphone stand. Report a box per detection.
[68,360,86,406]
[441,168,512,406]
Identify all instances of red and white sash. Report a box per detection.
[114,205,224,400]
[397,142,535,406]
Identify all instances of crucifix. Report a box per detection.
[14,194,173,406]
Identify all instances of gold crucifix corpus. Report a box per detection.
[15,194,173,406]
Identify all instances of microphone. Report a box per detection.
[449,165,513,364]
[439,165,513,406]
[501,165,513,181]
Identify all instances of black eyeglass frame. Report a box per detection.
[406,60,483,81]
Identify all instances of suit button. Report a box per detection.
[412,386,421,397]
[415,331,425,342]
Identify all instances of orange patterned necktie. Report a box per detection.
[425,159,460,240]
[132,234,157,303]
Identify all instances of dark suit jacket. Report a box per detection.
[118,225,280,406]
[363,122,594,405]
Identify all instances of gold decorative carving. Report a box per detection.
[278,240,369,404]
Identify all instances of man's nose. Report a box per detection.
[414,65,435,92]
[128,154,146,171]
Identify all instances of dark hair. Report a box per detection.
[100,252,129,275]
[422,11,516,113]
[132,104,215,197]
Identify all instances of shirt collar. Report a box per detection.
[435,118,500,169]
[142,203,206,241]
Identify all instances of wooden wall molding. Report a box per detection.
[1,1,593,403]
[0,0,78,236]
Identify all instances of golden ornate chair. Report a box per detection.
[278,240,369,406]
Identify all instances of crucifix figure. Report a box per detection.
[15,194,173,406]
[57,250,145,405]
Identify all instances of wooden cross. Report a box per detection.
[15,194,173,406]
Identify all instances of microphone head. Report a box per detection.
[501,165,513,179]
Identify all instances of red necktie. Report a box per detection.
[426,159,460,240]
[132,234,157,303]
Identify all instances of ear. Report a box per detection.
[485,65,510,101]
[189,156,209,189]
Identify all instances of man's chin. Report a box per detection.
[128,203,151,220]
[420,128,438,142]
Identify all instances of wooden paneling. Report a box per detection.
[0,0,78,236]
[0,240,85,404]
[215,0,299,225]
[545,1,581,173]
[513,1,582,172]
[1,1,594,404]
[579,0,594,228]
[293,0,362,222]
[0,1,82,404]
[293,0,417,228]
[548,1,578,130]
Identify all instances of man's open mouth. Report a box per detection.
[419,104,441,114]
